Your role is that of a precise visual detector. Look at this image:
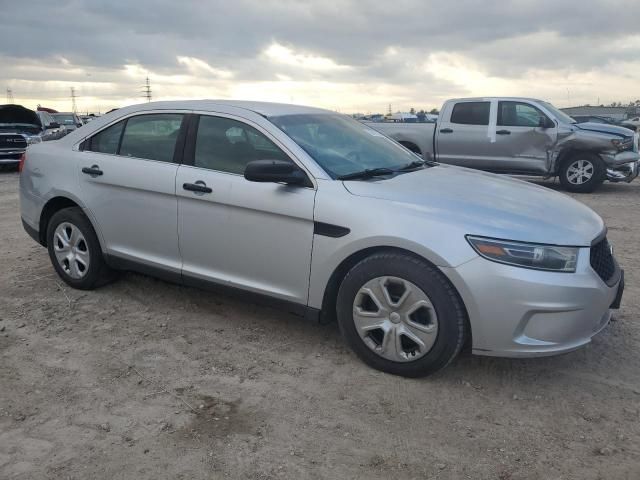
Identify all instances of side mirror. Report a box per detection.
[539,117,555,129]
[244,160,308,186]
[48,122,60,129]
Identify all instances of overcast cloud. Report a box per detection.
[2,0,639,113]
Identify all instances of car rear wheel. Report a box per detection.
[46,207,116,289]
[336,251,467,377]
[559,153,606,193]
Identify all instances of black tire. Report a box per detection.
[336,251,467,377]
[46,207,116,289]
[558,153,606,193]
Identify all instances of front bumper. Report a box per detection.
[0,151,24,165]
[603,150,640,183]
[441,248,621,358]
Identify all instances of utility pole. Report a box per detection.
[388,104,392,115]
[6,88,14,103]
[142,77,152,102]
[70,87,78,113]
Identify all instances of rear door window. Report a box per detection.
[119,114,184,162]
[450,102,490,125]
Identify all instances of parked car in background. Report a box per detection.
[80,114,98,124]
[1,104,63,168]
[571,115,637,132]
[626,116,640,128]
[36,111,67,139]
[52,112,83,132]
[367,97,639,193]
[19,100,623,377]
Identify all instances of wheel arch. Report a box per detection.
[398,141,422,155]
[39,196,103,250]
[319,246,472,347]
[555,147,603,173]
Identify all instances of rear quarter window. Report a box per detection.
[87,121,125,155]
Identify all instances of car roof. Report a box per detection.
[445,97,544,103]
[109,100,334,118]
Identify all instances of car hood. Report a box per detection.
[342,165,604,246]
[0,104,41,128]
[574,122,633,138]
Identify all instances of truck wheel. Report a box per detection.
[559,153,606,193]
[336,251,467,377]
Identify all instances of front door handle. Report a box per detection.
[440,128,454,134]
[496,130,511,135]
[183,181,212,194]
[81,165,103,176]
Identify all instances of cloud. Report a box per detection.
[1,0,639,112]
[263,43,352,72]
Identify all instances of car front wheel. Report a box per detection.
[336,251,467,377]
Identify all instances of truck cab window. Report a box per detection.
[498,101,547,127]
[450,102,490,125]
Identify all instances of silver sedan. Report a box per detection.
[19,100,624,376]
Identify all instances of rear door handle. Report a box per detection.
[440,128,453,134]
[81,165,103,176]
[183,181,212,194]
[496,130,511,135]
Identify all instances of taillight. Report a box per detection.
[18,153,26,173]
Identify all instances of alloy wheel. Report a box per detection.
[352,276,438,362]
[566,159,594,185]
[53,222,90,279]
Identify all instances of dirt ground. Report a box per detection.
[0,170,639,480]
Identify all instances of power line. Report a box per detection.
[142,77,152,102]
[6,88,14,103]
[70,87,78,113]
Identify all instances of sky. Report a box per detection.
[2,0,640,114]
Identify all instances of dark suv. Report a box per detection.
[0,104,62,169]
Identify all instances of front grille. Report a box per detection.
[0,134,27,150]
[590,237,616,283]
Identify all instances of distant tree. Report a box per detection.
[429,108,439,114]
[409,107,416,115]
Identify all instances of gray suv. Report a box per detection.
[19,101,624,377]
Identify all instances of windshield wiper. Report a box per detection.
[398,160,426,171]
[337,167,395,180]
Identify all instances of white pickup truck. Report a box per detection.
[367,97,639,192]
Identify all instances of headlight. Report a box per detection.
[466,236,578,272]
[25,136,42,145]
[611,138,631,151]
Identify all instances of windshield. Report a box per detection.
[53,114,76,124]
[540,101,576,124]
[269,113,420,178]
